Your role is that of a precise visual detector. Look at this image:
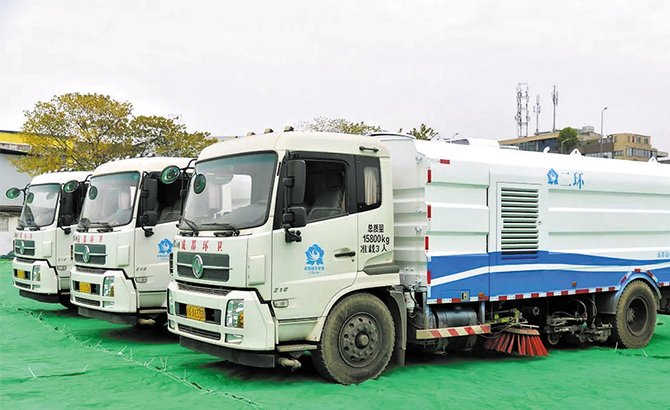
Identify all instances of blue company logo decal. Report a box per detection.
[158,239,173,260]
[305,244,325,273]
[547,169,585,189]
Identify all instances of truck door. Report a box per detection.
[272,153,358,320]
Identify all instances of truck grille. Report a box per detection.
[178,324,221,340]
[14,240,35,256]
[75,297,100,307]
[74,243,106,265]
[176,252,230,282]
[76,266,107,274]
[177,281,231,296]
[14,281,31,289]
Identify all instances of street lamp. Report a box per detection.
[600,106,609,157]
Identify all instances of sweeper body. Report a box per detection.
[165,131,670,384]
[7,170,90,306]
[69,157,191,325]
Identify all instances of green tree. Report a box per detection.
[400,123,439,140]
[298,117,382,135]
[557,127,579,154]
[128,115,213,158]
[11,93,214,176]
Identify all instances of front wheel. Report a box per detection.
[312,293,395,385]
[610,281,657,348]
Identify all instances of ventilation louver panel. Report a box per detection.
[500,187,539,258]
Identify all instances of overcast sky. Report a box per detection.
[1,0,669,153]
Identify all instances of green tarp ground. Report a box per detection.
[1,259,668,410]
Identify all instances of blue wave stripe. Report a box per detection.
[427,251,670,301]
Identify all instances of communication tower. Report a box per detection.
[515,83,530,138]
[552,85,559,132]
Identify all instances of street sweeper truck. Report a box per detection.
[7,170,90,306]
[164,130,670,384]
[69,157,192,325]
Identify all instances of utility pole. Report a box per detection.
[600,106,608,157]
[534,94,541,135]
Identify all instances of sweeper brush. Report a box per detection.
[482,327,548,356]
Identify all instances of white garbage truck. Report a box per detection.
[164,131,670,384]
[69,157,192,325]
[7,170,90,306]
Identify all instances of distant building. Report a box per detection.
[499,126,668,162]
[0,130,32,254]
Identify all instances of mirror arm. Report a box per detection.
[283,226,302,243]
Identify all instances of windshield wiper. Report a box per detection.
[203,222,240,237]
[179,217,199,236]
[77,217,91,232]
[94,222,113,233]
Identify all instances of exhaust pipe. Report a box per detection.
[277,356,301,370]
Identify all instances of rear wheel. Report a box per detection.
[610,281,656,348]
[312,293,395,385]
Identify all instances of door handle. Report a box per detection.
[334,251,356,258]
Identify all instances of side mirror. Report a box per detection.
[282,206,306,243]
[5,187,21,199]
[59,214,75,226]
[283,160,306,205]
[63,180,80,193]
[141,178,158,211]
[140,210,158,237]
[160,165,181,184]
[283,207,306,228]
[58,214,75,234]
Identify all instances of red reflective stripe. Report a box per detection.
[440,159,450,164]
[465,327,476,335]
[425,236,429,251]
[427,169,432,183]
[531,293,539,298]
[427,270,431,284]
[427,204,432,219]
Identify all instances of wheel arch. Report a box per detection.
[310,286,406,365]
[597,274,661,315]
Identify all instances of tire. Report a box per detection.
[312,293,395,385]
[610,281,657,349]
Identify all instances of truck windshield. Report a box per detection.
[181,152,277,231]
[19,184,60,228]
[80,172,140,228]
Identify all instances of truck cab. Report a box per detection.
[69,157,192,325]
[166,131,398,375]
[7,170,90,306]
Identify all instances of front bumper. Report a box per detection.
[70,267,137,314]
[167,281,276,363]
[12,258,62,302]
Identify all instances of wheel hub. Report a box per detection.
[338,313,380,367]
[626,297,648,336]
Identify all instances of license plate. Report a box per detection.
[17,270,25,279]
[80,282,91,294]
[186,304,206,322]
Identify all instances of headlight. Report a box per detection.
[102,277,115,297]
[167,289,174,314]
[225,299,244,329]
[31,265,41,281]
